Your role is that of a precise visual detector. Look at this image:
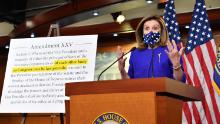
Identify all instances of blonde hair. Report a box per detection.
[135,15,168,49]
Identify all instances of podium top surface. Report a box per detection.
[65,77,202,101]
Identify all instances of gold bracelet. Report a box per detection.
[173,65,181,70]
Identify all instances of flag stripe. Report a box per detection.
[182,109,189,124]
[182,56,202,124]
[194,102,209,124]
[206,40,216,66]
[182,56,193,124]
[182,54,208,123]
[184,53,213,124]
[190,50,214,124]
[210,39,217,57]
[163,0,220,123]
[189,102,197,124]
[192,103,202,124]
[183,103,192,124]
[201,42,214,78]
[195,45,220,123]
[200,42,220,115]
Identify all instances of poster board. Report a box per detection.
[0,35,97,113]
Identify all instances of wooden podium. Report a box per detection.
[65,77,201,124]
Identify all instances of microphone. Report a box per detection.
[97,47,136,81]
[148,45,155,77]
[151,49,155,77]
[147,48,155,77]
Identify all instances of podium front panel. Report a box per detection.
[69,92,157,124]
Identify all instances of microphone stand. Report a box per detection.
[97,47,136,81]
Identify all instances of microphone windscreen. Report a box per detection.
[130,47,136,51]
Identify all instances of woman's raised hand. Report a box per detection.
[116,46,127,72]
[165,40,185,67]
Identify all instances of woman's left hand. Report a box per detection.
[165,40,185,67]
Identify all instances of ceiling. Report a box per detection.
[0,0,27,25]
[0,0,220,54]
[69,0,220,27]
[1,0,220,27]
[0,0,69,25]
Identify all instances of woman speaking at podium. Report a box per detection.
[117,15,185,81]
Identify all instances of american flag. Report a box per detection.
[182,0,220,123]
[163,0,181,44]
[164,0,220,123]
